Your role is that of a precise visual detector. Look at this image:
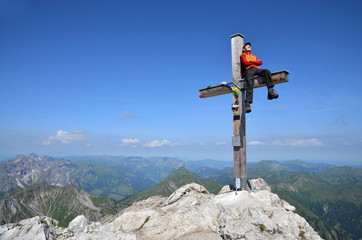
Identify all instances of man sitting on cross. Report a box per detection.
[240,42,279,113]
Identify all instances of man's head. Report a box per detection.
[243,42,251,52]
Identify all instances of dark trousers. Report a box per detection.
[245,67,274,103]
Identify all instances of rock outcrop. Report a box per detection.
[0,216,58,240]
[0,180,322,240]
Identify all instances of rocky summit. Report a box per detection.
[0,179,322,240]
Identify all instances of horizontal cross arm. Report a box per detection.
[237,70,289,89]
[199,70,289,98]
[199,84,234,98]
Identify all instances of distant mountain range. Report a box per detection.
[0,153,183,200]
[0,153,361,240]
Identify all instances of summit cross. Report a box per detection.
[199,33,289,190]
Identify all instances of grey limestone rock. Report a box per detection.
[0,216,57,240]
[0,180,322,240]
[248,177,272,192]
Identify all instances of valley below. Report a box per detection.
[0,153,361,240]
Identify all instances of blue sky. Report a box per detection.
[1,0,362,165]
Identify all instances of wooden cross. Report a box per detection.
[199,33,289,190]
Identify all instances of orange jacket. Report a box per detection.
[240,51,263,69]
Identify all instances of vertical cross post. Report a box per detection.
[230,34,248,190]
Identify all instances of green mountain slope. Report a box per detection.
[0,183,121,227]
[281,159,334,172]
[121,167,222,207]
[272,172,362,239]
[70,163,153,200]
[319,166,362,184]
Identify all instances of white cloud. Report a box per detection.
[216,141,227,145]
[120,138,188,148]
[248,137,325,147]
[43,130,88,145]
[271,138,325,147]
[120,138,141,147]
[249,140,267,145]
[144,140,172,148]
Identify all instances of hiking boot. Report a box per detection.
[268,88,279,100]
[245,101,251,113]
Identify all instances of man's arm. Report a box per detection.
[251,56,262,65]
[241,53,263,67]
